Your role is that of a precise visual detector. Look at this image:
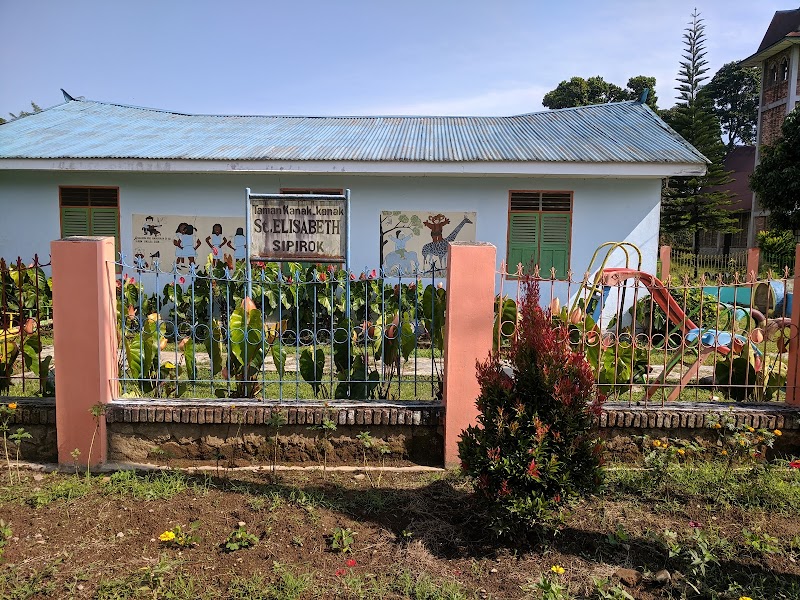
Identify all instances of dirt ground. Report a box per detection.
[1,466,799,599]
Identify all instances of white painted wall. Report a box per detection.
[0,170,661,279]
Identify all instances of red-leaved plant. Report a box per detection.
[458,277,604,538]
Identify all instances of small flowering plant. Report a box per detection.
[641,436,703,485]
[158,521,201,548]
[706,411,776,474]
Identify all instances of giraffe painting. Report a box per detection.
[421,214,474,271]
[380,211,477,274]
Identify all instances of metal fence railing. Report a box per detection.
[759,251,796,279]
[669,249,748,281]
[115,255,445,402]
[0,256,54,397]
[496,261,797,406]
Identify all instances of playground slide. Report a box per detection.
[599,268,698,336]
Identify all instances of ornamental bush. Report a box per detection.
[458,278,604,538]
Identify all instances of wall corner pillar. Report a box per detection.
[442,242,496,467]
[51,236,118,466]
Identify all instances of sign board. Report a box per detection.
[249,193,347,262]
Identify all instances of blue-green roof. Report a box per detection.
[0,97,707,165]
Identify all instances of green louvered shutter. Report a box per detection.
[60,207,91,238]
[539,213,571,279]
[90,207,120,254]
[507,213,539,273]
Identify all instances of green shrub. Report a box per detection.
[757,229,795,256]
[458,277,604,539]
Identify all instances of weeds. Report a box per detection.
[328,526,355,553]
[87,402,107,477]
[266,409,286,483]
[228,563,310,600]
[0,519,11,560]
[222,525,259,552]
[96,555,210,600]
[0,402,27,484]
[308,411,337,478]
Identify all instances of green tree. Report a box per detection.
[625,75,659,110]
[660,10,738,265]
[750,107,800,230]
[0,101,42,125]
[542,75,658,110]
[702,61,760,150]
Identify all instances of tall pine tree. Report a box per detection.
[661,10,737,267]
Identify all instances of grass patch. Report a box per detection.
[606,461,800,512]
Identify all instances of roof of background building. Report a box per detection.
[758,7,800,52]
[742,7,800,66]
[0,97,707,166]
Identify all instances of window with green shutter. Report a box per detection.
[507,191,571,278]
[59,187,120,253]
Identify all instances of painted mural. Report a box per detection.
[132,214,245,270]
[379,211,477,274]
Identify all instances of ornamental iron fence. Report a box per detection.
[0,256,53,397]
[115,254,445,402]
[496,260,799,406]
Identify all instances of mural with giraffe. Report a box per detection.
[379,211,476,275]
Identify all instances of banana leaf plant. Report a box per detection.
[0,319,51,395]
[123,313,187,397]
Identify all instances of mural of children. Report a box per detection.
[173,223,187,266]
[205,223,227,265]
[423,214,451,242]
[173,222,201,267]
[227,227,247,262]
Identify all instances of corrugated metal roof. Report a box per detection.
[0,98,708,165]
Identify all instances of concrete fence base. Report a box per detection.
[7,398,799,467]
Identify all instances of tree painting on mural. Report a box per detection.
[379,211,477,275]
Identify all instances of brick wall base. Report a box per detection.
[4,399,800,467]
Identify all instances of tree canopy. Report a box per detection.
[702,61,760,150]
[660,10,738,259]
[750,108,800,230]
[541,75,658,110]
[0,101,42,125]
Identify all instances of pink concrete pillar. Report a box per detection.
[747,247,760,280]
[442,242,497,467]
[659,246,671,281]
[784,244,800,406]
[51,236,118,466]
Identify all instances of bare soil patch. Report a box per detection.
[1,466,799,598]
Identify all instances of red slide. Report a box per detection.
[599,268,699,335]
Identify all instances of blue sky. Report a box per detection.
[0,0,786,117]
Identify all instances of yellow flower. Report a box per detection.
[721,450,728,456]
[739,596,753,600]
[713,423,722,429]
[774,429,782,436]
[747,427,754,432]
[652,440,661,447]
[230,404,236,410]
[550,565,565,575]
[7,403,17,410]
[159,530,176,542]
[678,449,685,455]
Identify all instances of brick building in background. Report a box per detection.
[742,6,800,244]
